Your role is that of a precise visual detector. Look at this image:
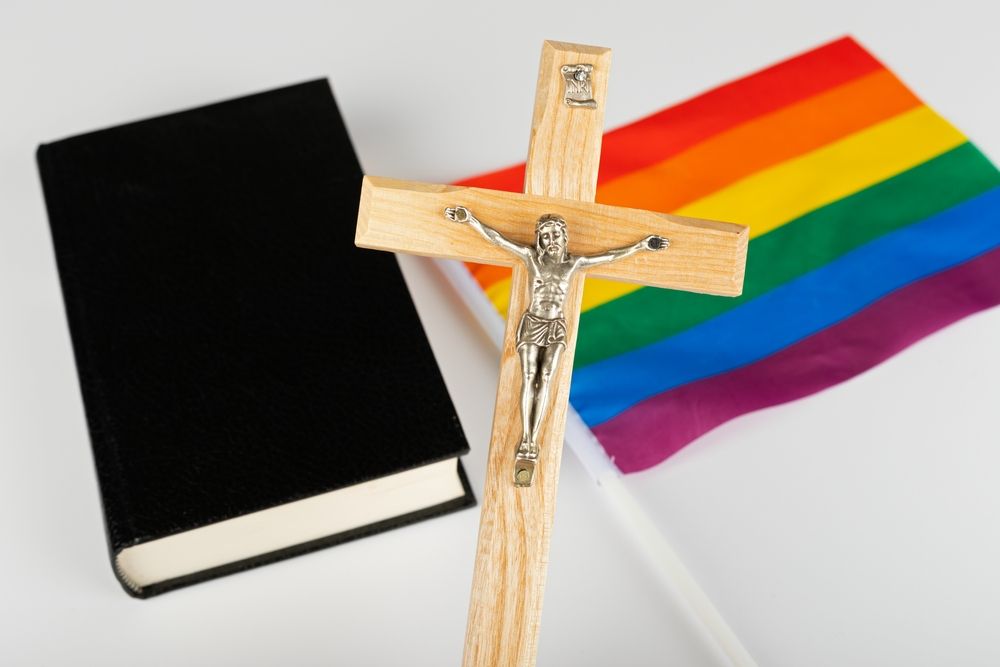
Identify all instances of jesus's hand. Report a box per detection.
[444,206,472,224]
[642,235,670,251]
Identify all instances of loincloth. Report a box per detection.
[516,312,567,350]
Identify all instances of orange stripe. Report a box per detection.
[466,262,510,287]
[596,69,921,212]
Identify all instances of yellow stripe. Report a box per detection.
[485,279,512,319]
[485,106,966,315]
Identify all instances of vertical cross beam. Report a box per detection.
[463,41,612,667]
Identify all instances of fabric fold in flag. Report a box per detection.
[572,186,1000,426]
[456,36,1000,472]
[575,143,1000,367]
[593,243,1000,471]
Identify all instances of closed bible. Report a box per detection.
[37,80,475,598]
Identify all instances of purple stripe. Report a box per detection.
[592,246,1000,473]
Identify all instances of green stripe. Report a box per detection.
[575,142,1000,369]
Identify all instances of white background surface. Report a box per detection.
[2,1,999,665]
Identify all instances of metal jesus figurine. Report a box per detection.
[444,205,668,486]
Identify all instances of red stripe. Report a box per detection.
[591,246,1000,473]
[455,36,884,192]
[455,162,525,192]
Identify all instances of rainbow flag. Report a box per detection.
[455,36,1000,473]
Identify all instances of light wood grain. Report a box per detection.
[356,176,748,297]
[462,269,574,667]
[523,41,611,199]
[462,41,607,667]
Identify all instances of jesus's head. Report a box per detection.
[535,214,568,260]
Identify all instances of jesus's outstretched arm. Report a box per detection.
[444,206,532,260]
[574,234,669,270]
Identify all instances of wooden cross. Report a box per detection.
[355,41,748,667]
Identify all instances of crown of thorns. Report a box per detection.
[535,214,567,234]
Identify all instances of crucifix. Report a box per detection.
[356,41,748,667]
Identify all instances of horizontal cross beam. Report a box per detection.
[356,176,748,296]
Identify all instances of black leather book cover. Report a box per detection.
[36,80,474,598]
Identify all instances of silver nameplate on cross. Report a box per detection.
[560,64,597,109]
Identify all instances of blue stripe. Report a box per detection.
[571,186,1000,426]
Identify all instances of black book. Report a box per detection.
[37,80,475,598]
